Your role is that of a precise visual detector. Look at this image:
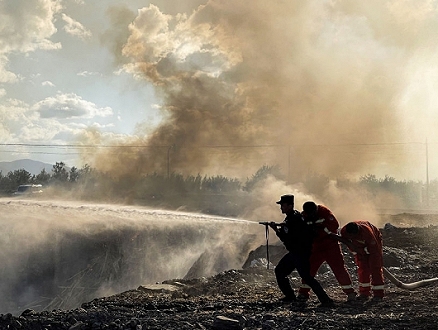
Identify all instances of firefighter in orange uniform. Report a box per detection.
[298,201,356,302]
[340,221,385,301]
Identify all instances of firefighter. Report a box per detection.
[269,194,334,306]
[339,221,385,301]
[298,201,356,302]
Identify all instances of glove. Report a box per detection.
[268,222,277,229]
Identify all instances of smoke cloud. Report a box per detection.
[88,0,438,183]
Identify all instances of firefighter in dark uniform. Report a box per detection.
[269,194,333,306]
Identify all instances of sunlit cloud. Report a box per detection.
[0,0,61,54]
[32,93,113,119]
[0,0,61,85]
[0,96,113,145]
[61,13,92,39]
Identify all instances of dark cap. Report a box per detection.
[345,222,359,234]
[276,194,294,205]
[302,201,317,213]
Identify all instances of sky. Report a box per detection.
[2,0,438,182]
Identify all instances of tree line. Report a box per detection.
[1,163,436,217]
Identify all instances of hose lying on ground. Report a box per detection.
[383,267,438,290]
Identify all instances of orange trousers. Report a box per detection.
[298,243,354,297]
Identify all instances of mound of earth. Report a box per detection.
[1,215,438,330]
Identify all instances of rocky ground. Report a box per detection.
[2,213,438,330]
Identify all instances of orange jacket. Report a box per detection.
[308,205,340,250]
[340,221,383,265]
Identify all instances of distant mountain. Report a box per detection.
[0,159,54,175]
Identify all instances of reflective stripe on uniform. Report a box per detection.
[359,282,371,288]
[340,284,354,290]
[324,227,332,234]
[315,218,325,224]
[372,284,385,290]
[364,247,370,254]
[300,284,311,289]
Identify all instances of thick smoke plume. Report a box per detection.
[90,0,438,183]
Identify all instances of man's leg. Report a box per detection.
[295,254,332,304]
[275,253,297,300]
[370,261,385,299]
[325,244,356,299]
[298,251,324,299]
[370,248,385,299]
[356,256,372,298]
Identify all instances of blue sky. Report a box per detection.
[2,0,438,181]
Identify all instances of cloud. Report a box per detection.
[0,0,61,83]
[32,93,113,119]
[61,13,92,39]
[0,0,61,53]
[77,71,100,77]
[0,99,36,142]
[0,95,115,146]
[0,99,67,144]
[0,55,18,83]
[42,81,55,87]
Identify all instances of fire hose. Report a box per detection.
[258,222,285,270]
[258,222,438,290]
[383,267,438,290]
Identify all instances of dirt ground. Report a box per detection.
[1,213,438,330]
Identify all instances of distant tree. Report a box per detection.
[8,169,32,187]
[185,174,203,193]
[0,169,33,194]
[202,175,241,193]
[0,171,14,195]
[359,174,379,193]
[51,162,69,182]
[78,164,93,178]
[380,175,397,192]
[359,174,423,207]
[70,164,101,199]
[35,168,51,185]
[69,167,79,182]
[243,165,281,191]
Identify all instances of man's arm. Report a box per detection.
[269,221,283,234]
[329,233,359,253]
[258,221,283,234]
